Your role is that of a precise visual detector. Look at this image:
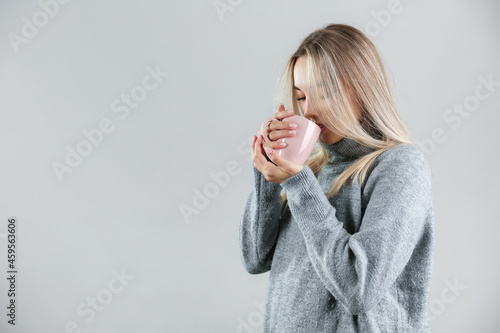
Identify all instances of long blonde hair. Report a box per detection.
[274,23,419,201]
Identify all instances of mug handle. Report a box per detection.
[260,117,279,142]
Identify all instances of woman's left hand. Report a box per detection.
[251,133,304,184]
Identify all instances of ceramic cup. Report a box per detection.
[260,114,321,165]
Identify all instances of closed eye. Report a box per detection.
[296,97,306,101]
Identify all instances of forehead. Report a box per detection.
[292,56,328,92]
[293,56,308,91]
[293,56,307,78]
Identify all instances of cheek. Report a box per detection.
[320,128,337,141]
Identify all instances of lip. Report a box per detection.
[317,123,327,133]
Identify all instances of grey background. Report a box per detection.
[0,0,499,332]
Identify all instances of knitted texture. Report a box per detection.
[239,137,434,332]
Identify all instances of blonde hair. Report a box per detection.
[274,23,419,201]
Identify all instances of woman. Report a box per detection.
[239,24,434,332]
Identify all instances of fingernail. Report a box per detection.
[278,142,287,147]
[289,123,297,128]
[264,147,273,155]
[289,130,297,135]
[286,110,293,114]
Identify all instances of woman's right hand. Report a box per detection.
[261,104,298,150]
[251,104,304,183]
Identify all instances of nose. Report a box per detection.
[302,102,318,122]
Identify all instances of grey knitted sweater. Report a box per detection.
[239,137,434,332]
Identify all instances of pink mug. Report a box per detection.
[260,115,321,164]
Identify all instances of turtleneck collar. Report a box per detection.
[320,137,376,160]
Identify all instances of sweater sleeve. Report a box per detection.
[280,145,433,314]
[239,167,284,274]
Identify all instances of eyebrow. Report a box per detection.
[294,83,329,92]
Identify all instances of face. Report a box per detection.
[293,56,356,145]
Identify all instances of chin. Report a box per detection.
[319,131,343,145]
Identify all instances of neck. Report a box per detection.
[320,137,375,160]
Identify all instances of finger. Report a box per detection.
[251,134,265,164]
[275,104,287,119]
[262,145,303,175]
[251,134,262,162]
[275,108,295,120]
[266,119,298,142]
[268,119,298,131]
[254,135,277,167]
[262,139,288,150]
[251,135,257,157]
[268,129,297,141]
[260,145,282,170]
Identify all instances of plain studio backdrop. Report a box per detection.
[0,0,499,332]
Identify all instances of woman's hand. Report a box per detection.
[252,105,304,184]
